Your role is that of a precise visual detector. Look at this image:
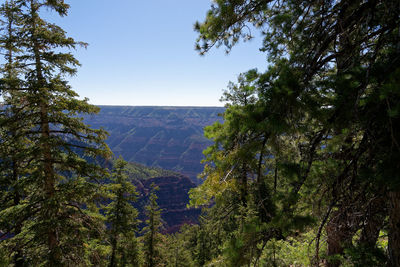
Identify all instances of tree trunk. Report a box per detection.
[30,0,59,264]
[358,196,385,248]
[326,221,343,267]
[326,208,357,267]
[388,190,400,267]
[148,213,154,267]
[109,236,117,267]
[13,176,24,267]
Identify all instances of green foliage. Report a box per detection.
[84,238,111,267]
[124,161,178,181]
[0,0,399,265]
[190,0,400,265]
[0,0,110,265]
[104,157,140,267]
[142,185,165,267]
[342,245,387,267]
[0,246,10,267]
[163,228,195,267]
[259,230,327,267]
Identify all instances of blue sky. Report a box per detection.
[52,0,267,106]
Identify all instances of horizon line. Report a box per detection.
[96,104,225,108]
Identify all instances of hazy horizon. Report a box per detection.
[96,104,226,108]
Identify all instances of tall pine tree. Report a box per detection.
[105,157,140,267]
[142,184,164,267]
[0,0,111,265]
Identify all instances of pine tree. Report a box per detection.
[163,230,195,267]
[105,157,139,267]
[142,184,164,267]
[0,1,31,265]
[0,0,111,265]
[193,0,400,265]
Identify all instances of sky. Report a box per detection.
[49,0,268,107]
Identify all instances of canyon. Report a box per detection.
[85,106,224,231]
[85,106,224,183]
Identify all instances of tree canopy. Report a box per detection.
[190,0,400,266]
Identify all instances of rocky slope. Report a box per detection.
[134,175,200,233]
[85,106,224,183]
[124,162,199,233]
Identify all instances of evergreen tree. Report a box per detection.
[105,157,140,267]
[163,228,195,267]
[0,1,32,265]
[0,0,111,265]
[192,0,400,265]
[142,184,164,267]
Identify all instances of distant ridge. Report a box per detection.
[96,105,224,108]
[85,105,224,182]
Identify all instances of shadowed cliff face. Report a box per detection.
[85,106,224,183]
[134,175,201,234]
[112,161,199,233]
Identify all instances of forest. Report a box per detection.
[0,0,399,266]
